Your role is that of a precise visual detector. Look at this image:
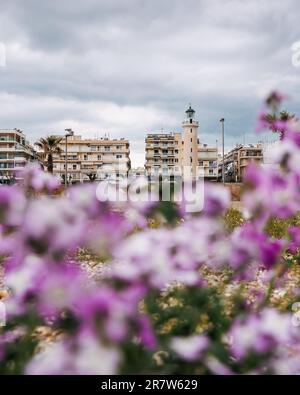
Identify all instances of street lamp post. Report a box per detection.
[220,118,225,184]
[64,128,74,187]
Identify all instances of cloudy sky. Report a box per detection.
[0,0,300,166]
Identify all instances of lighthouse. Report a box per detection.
[182,104,199,179]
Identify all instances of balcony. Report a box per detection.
[14,156,27,162]
[0,138,18,143]
[0,157,13,161]
[0,144,32,154]
[0,147,21,152]
[239,158,262,167]
[239,152,263,159]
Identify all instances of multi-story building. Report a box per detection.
[198,144,218,181]
[145,106,218,180]
[145,132,177,176]
[218,144,263,182]
[52,135,130,184]
[0,129,37,184]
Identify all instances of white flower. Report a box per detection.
[170,335,209,361]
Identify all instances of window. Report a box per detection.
[97,155,101,160]
[175,159,178,163]
[190,128,193,133]
[209,169,214,175]
[191,138,193,143]
[105,146,110,152]
[175,149,178,154]
[73,165,77,170]
[191,148,193,153]
[199,161,204,166]
[190,157,192,163]
[84,155,88,160]
[116,154,122,159]
[116,145,123,150]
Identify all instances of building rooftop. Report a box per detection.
[55,134,129,143]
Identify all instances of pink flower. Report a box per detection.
[21,163,60,192]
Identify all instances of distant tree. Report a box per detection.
[0,171,16,185]
[35,136,63,173]
[84,172,97,182]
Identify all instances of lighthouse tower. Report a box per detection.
[182,104,199,179]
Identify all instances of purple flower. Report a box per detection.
[288,226,300,254]
[137,315,157,349]
[229,309,296,360]
[202,184,230,217]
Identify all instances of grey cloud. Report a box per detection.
[0,0,300,165]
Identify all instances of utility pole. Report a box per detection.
[220,118,225,184]
[64,128,74,187]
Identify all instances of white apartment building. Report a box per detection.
[145,106,218,180]
[52,135,131,184]
[0,129,38,184]
[145,132,179,177]
[198,144,218,181]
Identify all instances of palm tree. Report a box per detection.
[35,136,63,173]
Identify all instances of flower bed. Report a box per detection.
[1,93,300,374]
